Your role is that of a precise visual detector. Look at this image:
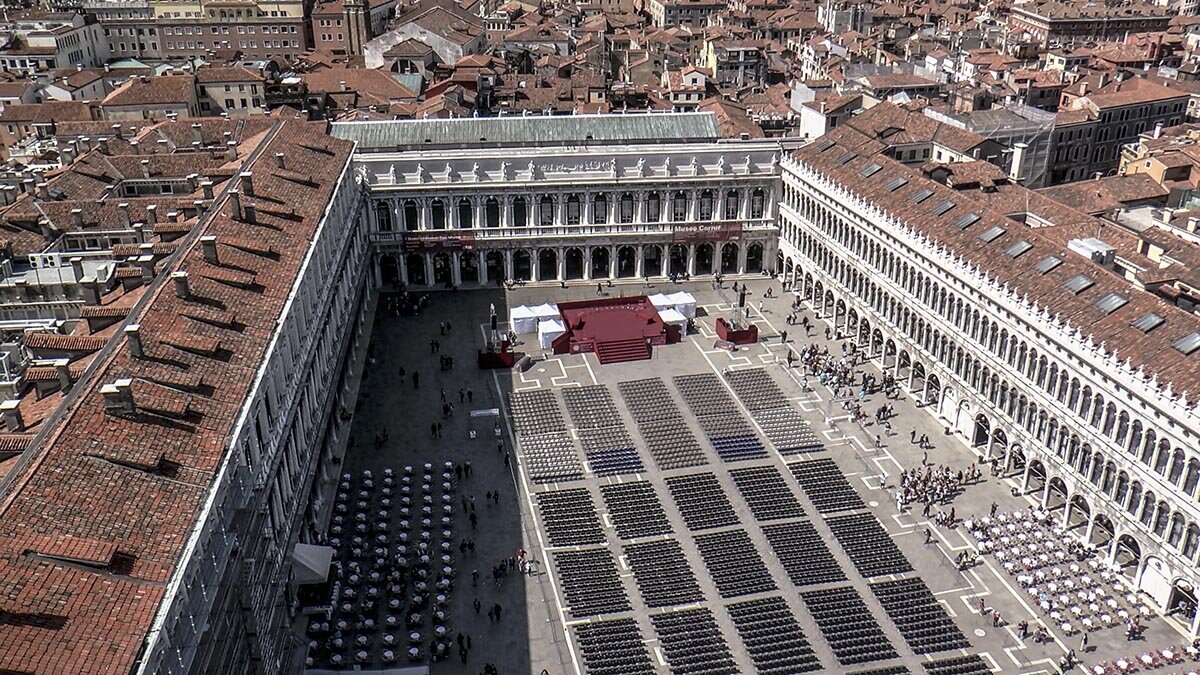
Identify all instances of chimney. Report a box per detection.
[71,208,83,229]
[132,223,145,244]
[339,80,348,92]
[226,140,237,161]
[129,139,139,155]
[136,253,154,281]
[191,123,203,146]
[0,186,14,205]
[201,180,214,200]
[244,203,257,223]
[118,202,131,228]
[20,179,33,195]
[68,256,83,281]
[53,358,72,391]
[79,276,100,305]
[60,143,75,165]
[0,399,23,432]
[240,171,253,197]
[140,159,150,179]
[36,182,49,199]
[111,123,122,139]
[1010,142,1028,181]
[145,204,157,226]
[1079,81,1088,96]
[193,199,206,216]
[1154,121,1164,139]
[124,324,143,358]
[200,235,218,264]
[101,378,135,415]
[171,270,190,299]
[274,152,285,169]
[229,190,242,220]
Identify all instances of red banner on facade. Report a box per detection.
[671,222,744,243]
[403,231,476,253]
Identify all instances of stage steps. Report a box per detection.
[595,337,650,365]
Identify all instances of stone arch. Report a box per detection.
[458,250,478,283]
[405,252,426,286]
[720,242,739,274]
[746,242,764,273]
[537,249,557,281]
[485,250,504,284]
[1066,493,1091,530]
[668,244,689,276]
[616,246,636,278]
[590,247,610,279]
[1090,513,1115,547]
[512,250,532,281]
[564,247,584,280]
[695,243,715,275]
[432,251,452,285]
[642,244,663,277]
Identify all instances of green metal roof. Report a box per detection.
[330,112,721,151]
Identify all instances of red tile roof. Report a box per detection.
[0,120,353,675]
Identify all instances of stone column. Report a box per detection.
[371,253,382,287]
[635,245,644,278]
[424,254,435,287]
[501,198,512,229]
[737,244,748,274]
[477,250,488,286]
[532,250,541,283]
[583,247,591,281]
[635,192,646,223]
[420,200,431,230]
[609,246,617,278]
[688,190,699,221]
[503,250,513,280]
[475,199,485,230]
[397,252,407,286]
[448,201,459,229]
[450,252,462,286]
[557,248,565,282]
[715,191,726,221]
[687,244,697,276]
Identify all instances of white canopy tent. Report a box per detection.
[508,305,538,334]
[648,293,673,310]
[530,303,559,320]
[659,308,688,332]
[666,291,697,318]
[537,318,567,349]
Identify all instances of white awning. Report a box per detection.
[660,307,688,329]
[293,543,334,585]
[648,293,673,307]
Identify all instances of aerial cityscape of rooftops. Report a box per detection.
[2,0,1200,673]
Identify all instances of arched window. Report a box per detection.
[699,190,714,220]
[458,198,472,229]
[403,200,418,231]
[512,196,527,227]
[724,190,740,219]
[566,194,581,225]
[620,193,634,224]
[593,193,607,224]
[750,188,765,218]
[485,197,500,228]
[375,200,392,232]
[646,192,661,222]
[430,199,446,229]
[539,196,554,227]
[672,191,688,221]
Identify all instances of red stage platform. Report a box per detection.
[552,296,677,364]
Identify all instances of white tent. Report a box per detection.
[659,308,688,331]
[537,318,567,349]
[648,293,673,309]
[666,291,697,318]
[509,305,538,334]
[530,303,560,319]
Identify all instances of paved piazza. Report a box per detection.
[337,277,1190,675]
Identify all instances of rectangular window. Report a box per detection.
[910,188,933,204]
[1131,313,1164,333]
[978,225,1005,242]
[1094,292,1128,315]
[1005,240,1032,258]
[931,200,955,216]
[1173,332,1200,355]
[1063,274,1094,294]
[1034,256,1062,274]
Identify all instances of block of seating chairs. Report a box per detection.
[650,608,738,674]
[673,373,738,418]
[729,465,806,521]
[634,417,708,470]
[849,667,912,675]
[577,427,644,477]
[617,378,675,424]
[507,390,567,435]
[563,385,622,429]
[788,458,866,513]
[826,513,914,579]
[869,577,970,654]
[622,539,703,608]
[727,596,823,674]
[573,617,655,675]
[520,433,585,484]
[698,414,768,462]
[726,368,789,411]
[599,482,672,540]
[752,407,824,454]
[535,488,606,547]
[553,547,631,618]
[761,521,848,587]
[694,529,777,598]
[665,472,740,531]
[801,586,899,666]
[922,655,991,675]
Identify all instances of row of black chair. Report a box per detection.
[761,521,848,587]
[694,529,777,598]
[788,458,865,513]
[727,596,823,674]
[922,655,992,675]
[535,488,606,547]
[599,481,672,540]
[699,415,768,462]
[725,368,788,411]
[573,618,655,675]
[729,465,806,521]
[825,513,914,579]
[752,407,823,455]
[623,539,704,608]
[507,390,567,435]
[673,373,738,418]
[801,586,899,666]
[617,378,675,424]
[553,547,630,618]
[651,608,739,674]
[849,667,912,675]
[870,578,970,655]
[578,426,644,477]
[665,472,740,531]
[562,385,621,429]
[521,432,584,484]
[618,378,708,470]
